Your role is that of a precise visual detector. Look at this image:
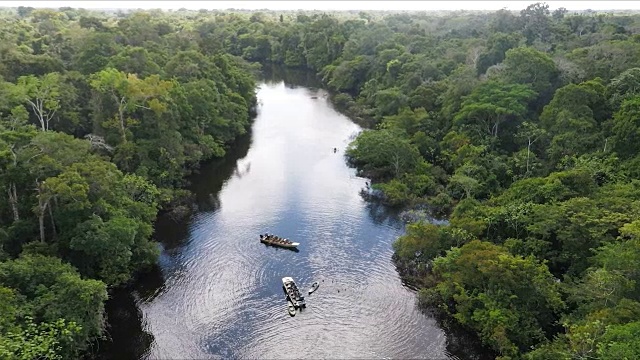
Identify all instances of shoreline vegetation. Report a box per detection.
[1,3,640,359]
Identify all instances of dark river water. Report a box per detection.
[94,68,491,360]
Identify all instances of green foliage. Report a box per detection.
[393,222,473,263]
[0,317,81,360]
[611,96,640,159]
[346,129,420,179]
[498,46,559,99]
[454,80,535,143]
[428,240,564,356]
[540,79,608,162]
[568,40,640,81]
[0,255,107,357]
[607,67,640,110]
[597,321,640,359]
[12,72,61,131]
[1,4,640,358]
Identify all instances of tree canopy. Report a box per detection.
[1,2,640,358]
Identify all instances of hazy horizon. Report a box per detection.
[2,0,640,12]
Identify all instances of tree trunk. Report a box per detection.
[118,103,127,144]
[48,202,57,239]
[7,182,19,221]
[27,98,46,131]
[526,138,532,175]
[112,93,128,144]
[392,153,402,177]
[38,211,45,243]
[35,180,49,243]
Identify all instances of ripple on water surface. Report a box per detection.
[132,81,454,359]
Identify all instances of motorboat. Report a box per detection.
[282,276,306,309]
[308,281,320,295]
[287,301,296,316]
[260,234,299,249]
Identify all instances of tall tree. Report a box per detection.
[90,68,173,145]
[454,81,536,143]
[12,73,61,131]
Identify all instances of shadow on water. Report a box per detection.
[149,129,253,251]
[188,130,253,213]
[152,216,190,251]
[425,308,498,360]
[261,64,323,89]
[89,289,153,360]
[363,198,404,229]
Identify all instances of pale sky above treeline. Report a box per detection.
[2,1,639,12]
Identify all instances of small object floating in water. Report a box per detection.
[311,96,318,99]
[333,147,337,153]
[259,233,300,249]
[308,281,320,295]
[287,301,296,316]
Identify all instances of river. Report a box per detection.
[94,67,491,360]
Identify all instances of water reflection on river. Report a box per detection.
[94,67,491,360]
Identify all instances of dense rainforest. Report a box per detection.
[1,3,640,359]
[0,5,258,358]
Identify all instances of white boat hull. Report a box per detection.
[287,301,296,316]
[260,238,299,248]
